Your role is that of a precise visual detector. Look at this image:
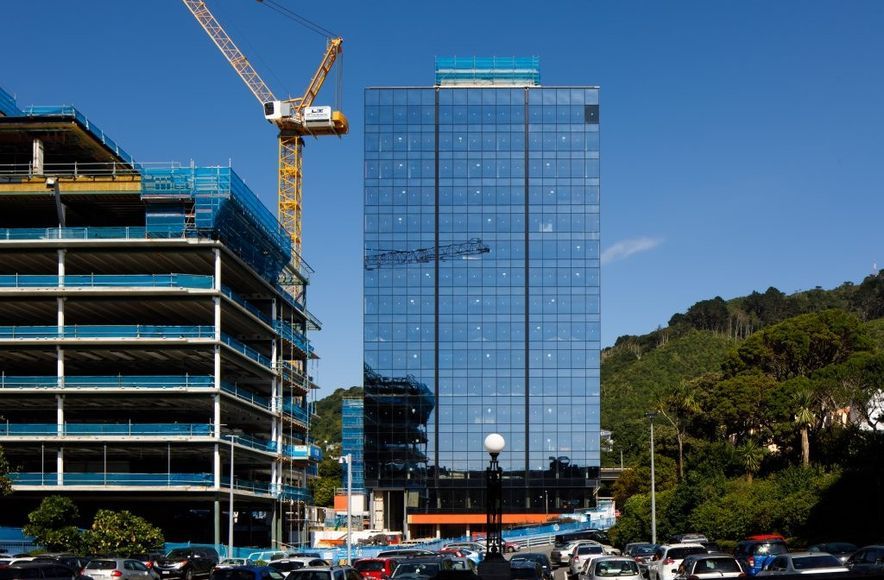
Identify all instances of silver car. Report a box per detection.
[758,552,848,575]
[86,559,156,580]
[584,557,642,580]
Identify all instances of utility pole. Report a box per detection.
[645,412,658,545]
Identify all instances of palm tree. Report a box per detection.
[739,439,764,482]
[794,388,816,467]
[658,382,701,482]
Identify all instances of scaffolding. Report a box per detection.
[434,56,541,86]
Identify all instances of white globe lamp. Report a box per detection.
[484,433,506,457]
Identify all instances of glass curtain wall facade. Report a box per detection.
[364,73,600,517]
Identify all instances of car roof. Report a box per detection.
[662,544,706,549]
[510,560,539,568]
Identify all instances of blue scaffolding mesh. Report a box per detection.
[434,56,540,86]
[140,166,294,284]
[0,86,22,117]
[342,398,365,491]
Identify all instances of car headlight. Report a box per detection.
[172,562,188,569]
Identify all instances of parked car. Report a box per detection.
[758,552,847,575]
[31,556,89,576]
[646,545,708,580]
[570,545,606,579]
[85,559,155,580]
[389,558,449,580]
[474,538,520,553]
[510,560,543,580]
[213,562,248,572]
[806,543,857,565]
[155,549,220,580]
[553,541,599,568]
[845,546,884,573]
[733,537,789,576]
[130,553,165,578]
[268,560,328,576]
[510,553,553,580]
[674,554,743,580]
[0,560,35,570]
[444,559,476,574]
[0,562,80,580]
[209,567,285,580]
[583,557,641,580]
[623,545,654,559]
[286,566,362,580]
[352,558,401,580]
[375,551,436,560]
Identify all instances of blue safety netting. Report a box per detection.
[434,57,540,86]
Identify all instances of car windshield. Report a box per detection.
[753,544,787,556]
[793,556,841,570]
[513,556,546,566]
[166,551,192,560]
[355,562,385,572]
[392,563,440,577]
[288,572,331,580]
[668,548,707,560]
[579,546,604,555]
[595,561,639,576]
[694,559,740,573]
[634,547,656,556]
[87,560,119,570]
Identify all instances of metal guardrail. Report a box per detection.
[0,423,213,436]
[0,273,214,289]
[0,374,214,389]
[221,333,273,368]
[0,226,196,241]
[224,433,276,454]
[0,325,214,339]
[9,472,214,486]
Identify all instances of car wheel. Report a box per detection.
[185,569,193,580]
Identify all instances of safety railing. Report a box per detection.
[220,382,271,410]
[280,484,312,502]
[223,433,277,454]
[0,375,214,390]
[20,105,136,166]
[220,476,273,496]
[273,322,314,356]
[0,226,198,241]
[0,423,213,436]
[273,284,322,329]
[221,285,273,326]
[8,472,214,486]
[0,273,214,289]
[275,361,311,389]
[0,325,214,339]
[282,401,310,424]
[220,334,273,368]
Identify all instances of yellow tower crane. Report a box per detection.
[181,0,348,259]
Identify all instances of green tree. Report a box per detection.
[792,387,817,467]
[309,477,339,508]
[23,496,85,553]
[738,439,765,482]
[86,509,164,557]
[656,382,701,482]
[0,446,12,496]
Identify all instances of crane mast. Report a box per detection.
[180,0,348,258]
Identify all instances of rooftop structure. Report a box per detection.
[434,56,541,86]
[0,86,323,547]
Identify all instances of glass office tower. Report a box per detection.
[364,58,599,534]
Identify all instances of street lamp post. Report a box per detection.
[478,433,510,580]
[339,453,352,565]
[645,412,657,545]
[229,436,234,558]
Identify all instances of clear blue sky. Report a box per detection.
[4,1,883,397]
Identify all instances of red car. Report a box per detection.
[353,558,401,580]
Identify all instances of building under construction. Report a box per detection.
[0,87,323,547]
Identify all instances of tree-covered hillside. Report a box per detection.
[310,386,362,446]
[603,272,884,545]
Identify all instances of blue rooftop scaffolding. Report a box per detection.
[342,398,365,492]
[0,87,22,117]
[434,56,540,86]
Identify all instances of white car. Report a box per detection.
[570,545,606,578]
[555,540,600,567]
[646,544,708,580]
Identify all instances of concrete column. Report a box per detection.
[214,443,221,487]
[57,249,65,287]
[214,500,221,546]
[214,345,221,391]
[56,346,64,388]
[214,248,222,291]
[213,297,222,341]
[56,395,64,436]
[56,297,64,327]
[33,139,45,176]
[271,503,278,547]
[56,448,63,485]
[213,394,222,437]
[435,524,441,539]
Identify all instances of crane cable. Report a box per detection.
[257,0,338,39]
